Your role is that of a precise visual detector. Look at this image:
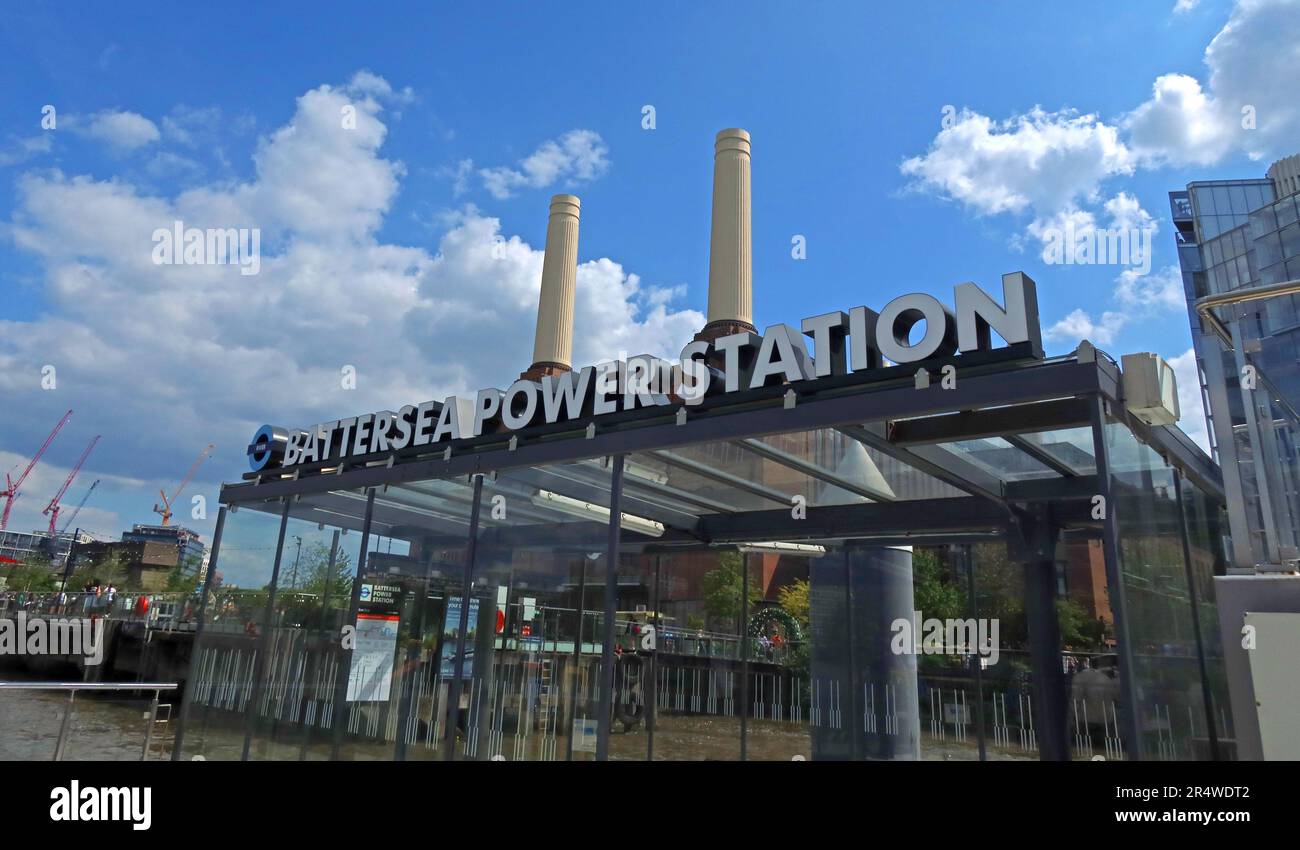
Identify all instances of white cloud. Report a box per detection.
[1047,265,1186,347]
[902,0,1300,239]
[0,74,699,520]
[1168,347,1211,452]
[1046,307,1129,346]
[1127,0,1300,165]
[0,134,53,167]
[900,107,1133,219]
[1174,0,1201,13]
[0,447,144,541]
[1115,265,1186,311]
[80,110,161,152]
[1125,73,1235,166]
[477,129,610,199]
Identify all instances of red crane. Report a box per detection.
[1,409,73,530]
[43,435,100,534]
[154,443,215,526]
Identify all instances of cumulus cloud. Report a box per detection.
[903,0,1300,230]
[1046,307,1129,346]
[475,129,610,199]
[0,73,698,532]
[901,107,1133,219]
[1115,264,1186,311]
[79,110,161,152]
[1132,0,1300,164]
[1046,265,1185,345]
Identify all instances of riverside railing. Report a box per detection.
[0,681,179,761]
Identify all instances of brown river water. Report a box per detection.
[0,686,174,761]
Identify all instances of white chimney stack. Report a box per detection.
[524,194,581,380]
[702,128,755,339]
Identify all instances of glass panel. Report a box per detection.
[913,545,984,761]
[635,547,748,760]
[1180,476,1235,759]
[1276,196,1298,229]
[1018,427,1097,475]
[179,499,286,760]
[1106,420,1212,760]
[937,437,1057,481]
[741,550,816,760]
[365,478,477,761]
[1228,185,1249,216]
[245,490,368,761]
[458,461,623,760]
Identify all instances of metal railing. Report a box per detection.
[0,681,178,761]
[0,592,196,629]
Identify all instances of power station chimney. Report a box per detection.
[698,128,756,342]
[522,194,581,381]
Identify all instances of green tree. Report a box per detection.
[3,554,59,592]
[68,550,128,590]
[700,551,760,628]
[776,577,811,630]
[911,549,964,622]
[165,552,205,593]
[296,542,353,602]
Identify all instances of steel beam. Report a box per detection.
[733,437,896,502]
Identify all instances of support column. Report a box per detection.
[1090,395,1146,760]
[172,505,227,759]
[595,455,625,760]
[810,543,917,759]
[445,474,485,760]
[1010,507,1069,761]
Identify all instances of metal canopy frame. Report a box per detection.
[220,354,1222,544]
[193,352,1232,763]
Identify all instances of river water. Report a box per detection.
[0,686,174,761]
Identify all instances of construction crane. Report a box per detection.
[1,409,73,530]
[154,443,215,526]
[43,435,100,534]
[58,479,100,534]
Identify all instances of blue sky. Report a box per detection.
[0,0,1296,568]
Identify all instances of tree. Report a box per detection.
[68,550,128,590]
[296,542,353,602]
[776,577,811,630]
[165,552,205,594]
[3,554,59,592]
[700,551,760,629]
[911,548,963,622]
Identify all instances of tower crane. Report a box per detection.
[154,443,215,526]
[58,479,100,534]
[1,409,73,530]
[43,435,100,534]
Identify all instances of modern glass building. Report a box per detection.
[1170,156,1300,569]
[171,332,1235,761]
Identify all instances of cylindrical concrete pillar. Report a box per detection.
[704,129,754,335]
[527,194,581,378]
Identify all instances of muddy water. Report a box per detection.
[0,686,174,761]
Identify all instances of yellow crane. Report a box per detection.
[154,444,215,526]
